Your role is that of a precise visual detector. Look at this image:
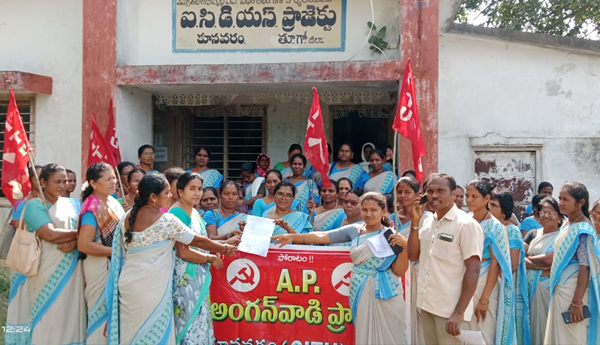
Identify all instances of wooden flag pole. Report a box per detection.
[392,131,400,233]
[27,152,47,206]
[114,165,126,199]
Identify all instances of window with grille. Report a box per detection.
[0,97,35,197]
[187,106,266,180]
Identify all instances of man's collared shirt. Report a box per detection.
[416,204,483,321]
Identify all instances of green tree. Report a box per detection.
[455,0,600,39]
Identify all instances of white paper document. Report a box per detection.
[366,232,395,258]
[456,330,486,345]
[238,215,275,257]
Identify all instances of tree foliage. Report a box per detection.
[455,0,600,39]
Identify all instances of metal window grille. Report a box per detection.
[187,108,266,180]
[0,97,35,197]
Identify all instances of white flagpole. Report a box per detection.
[392,131,399,233]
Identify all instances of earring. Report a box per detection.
[153,199,157,207]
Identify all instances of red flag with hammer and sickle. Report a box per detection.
[87,114,117,168]
[104,99,122,164]
[303,87,332,188]
[2,89,33,208]
[393,58,426,181]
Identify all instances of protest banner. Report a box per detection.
[210,245,354,345]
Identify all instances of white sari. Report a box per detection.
[25,198,86,345]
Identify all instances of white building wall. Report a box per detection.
[116,0,400,66]
[439,33,600,200]
[0,0,83,182]
[115,88,154,164]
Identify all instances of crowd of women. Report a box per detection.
[4,141,600,345]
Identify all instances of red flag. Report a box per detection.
[104,99,122,164]
[303,87,332,188]
[2,89,33,208]
[393,58,426,181]
[88,114,117,167]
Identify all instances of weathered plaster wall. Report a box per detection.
[0,0,83,182]
[116,0,400,66]
[439,32,600,199]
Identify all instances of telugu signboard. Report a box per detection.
[173,0,346,52]
[210,245,354,345]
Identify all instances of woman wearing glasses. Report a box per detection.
[524,196,562,345]
[136,144,157,173]
[263,181,313,236]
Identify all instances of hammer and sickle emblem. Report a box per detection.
[334,271,352,289]
[228,264,256,286]
[399,92,413,122]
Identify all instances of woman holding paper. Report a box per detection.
[170,172,238,345]
[204,181,245,241]
[544,182,600,345]
[466,179,516,345]
[273,192,409,344]
[265,182,313,235]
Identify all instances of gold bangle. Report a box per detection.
[479,299,489,306]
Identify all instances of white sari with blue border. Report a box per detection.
[26,197,86,345]
[544,222,600,345]
[107,214,193,345]
[470,218,516,345]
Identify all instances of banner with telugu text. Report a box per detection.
[210,245,354,345]
[174,0,346,52]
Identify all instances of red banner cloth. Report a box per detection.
[210,246,355,344]
[303,87,332,188]
[104,99,122,164]
[392,58,426,181]
[87,114,117,167]
[1,89,33,208]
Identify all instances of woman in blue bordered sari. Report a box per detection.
[77,163,125,345]
[312,181,346,232]
[489,189,531,345]
[466,180,516,345]
[328,143,368,189]
[544,182,600,345]
[363,150,396,195]
[525,196,561,345]
[170,172,235,345]
[286,154,320,214]
[21,164,86,345]
[5,165,42,345]
[106,173,236,345]
[262,182,313,237]
[204,180,246,241]
[189,146,223,189]
[274,143,303,180]
[273,192,409,344]
[240,162,265,214]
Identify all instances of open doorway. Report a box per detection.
[331,105,392,163]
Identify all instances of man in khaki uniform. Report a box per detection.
[408,173,483,345]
